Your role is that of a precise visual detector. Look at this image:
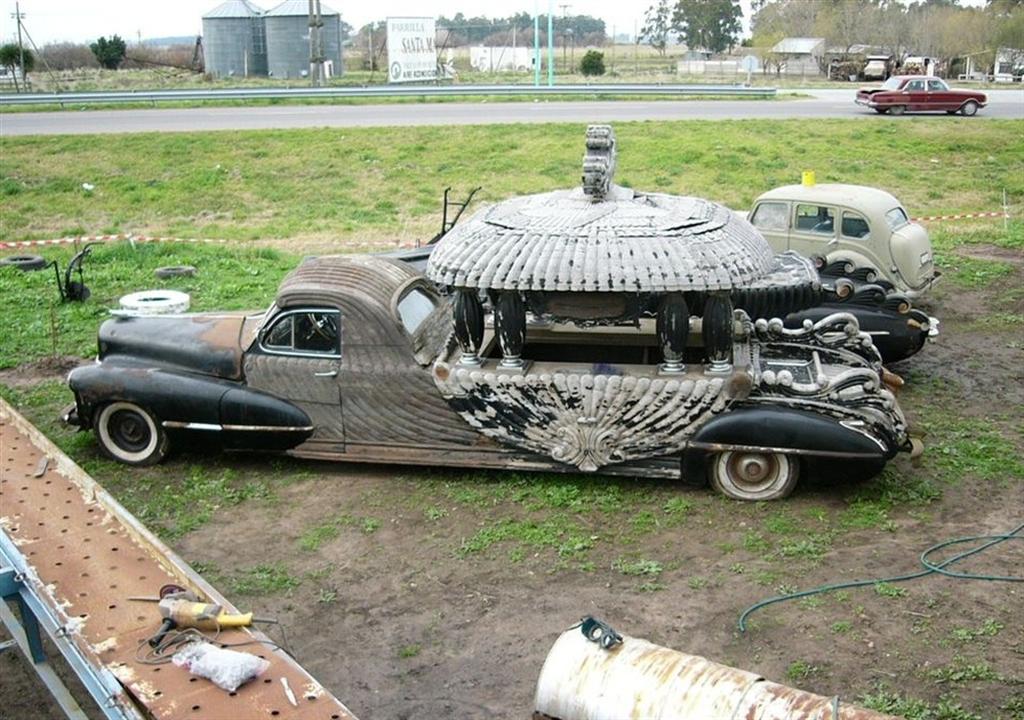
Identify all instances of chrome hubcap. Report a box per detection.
[736,454,770,483]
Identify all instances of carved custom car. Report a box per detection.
[66,127,914,501]
[749,182,939,362]
[855,76,987,116]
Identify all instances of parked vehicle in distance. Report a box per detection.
[861,55,892,81]
[855,76,987,116]
[748,182,939,361]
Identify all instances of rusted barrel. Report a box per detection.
[533,622,893,720]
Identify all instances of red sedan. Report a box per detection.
[856,76,987,116]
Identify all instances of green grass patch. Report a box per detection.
[458,514,594,558]
[3,120,1020,247]
[859,687,982,720]
[0,242,295,368]
[228,563,301,595]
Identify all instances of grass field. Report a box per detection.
[1,119,1022,719]
[2,120,1021,245]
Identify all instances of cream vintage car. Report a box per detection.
[748,183,939,299]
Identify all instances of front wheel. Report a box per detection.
[708,451,800,501]
[960,100,979,117]
[888,105,906,116]
[874,108,888,114]
[95,401,169,466]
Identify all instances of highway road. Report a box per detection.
[1,89,1020,135]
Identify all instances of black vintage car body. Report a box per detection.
[66,128,914,501]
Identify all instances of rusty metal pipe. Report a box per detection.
[534,622,894,720]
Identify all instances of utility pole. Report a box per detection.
[533,1,540,87]
[12,2,26,91]
[308,0,324,86]
[546,0,554,86]
[559,4,570,73]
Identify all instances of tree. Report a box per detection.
[672,0,743,54]
[640,1,674,56]
[0,43,34,91]
[90,35,127,70]
[580,50,606,75]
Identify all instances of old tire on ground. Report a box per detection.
[888,105,906,116]
[960,100,979,117]
[709,451,799,501]
[154,265,197,279]
[95,401,169,466]
[1,254,47,271]
[118,289,191,315]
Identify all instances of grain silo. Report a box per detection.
[264,0,343,79]
[202,0,267,77]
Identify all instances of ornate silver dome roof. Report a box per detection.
[426,126,780,293]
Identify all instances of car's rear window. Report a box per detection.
[885,207,909,231]
[397,287,437,335]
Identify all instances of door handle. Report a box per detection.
[314,370,338,377]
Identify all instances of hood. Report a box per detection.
[98,312,250,380]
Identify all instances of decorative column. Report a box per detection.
[656,292,689,374]
[702,292,734,374]
[452,289,484,365]
[494,291,526,368]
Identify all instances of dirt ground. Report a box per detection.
[2,249,1022,720]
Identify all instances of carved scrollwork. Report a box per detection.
[437,368,734,471]
[752,313,881,366]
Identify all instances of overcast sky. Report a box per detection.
[0,0,987,46]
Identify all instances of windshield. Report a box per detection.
[885,207,910,231]
[881,77,902,90]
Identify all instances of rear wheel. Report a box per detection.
[960,100,979,117]
[709,451,800,501]
[888,105,906,116]
[95,401,169,466]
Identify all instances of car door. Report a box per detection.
[904,78,927,110]
[748,200,791,253]
[926,78,955,110]
[789,202,837,260]
[244,307,346,450]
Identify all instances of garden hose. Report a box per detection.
[738,521,1024,633]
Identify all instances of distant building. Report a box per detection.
[201,0,343,79]
[265,0,343,79]
[202,1,266,78]
[470,46,533,73]
[771,37,825,76]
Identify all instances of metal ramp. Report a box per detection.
[1,397,357,720]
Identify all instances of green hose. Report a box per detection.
[738,521,1024,633]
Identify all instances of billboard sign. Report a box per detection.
[387,17,437,83]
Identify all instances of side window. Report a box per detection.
[261,310,340,356]
[750,202,789,232]
[906,80,925,91]
[264,316,294,348]
[927,79,945,92]
[396,287,438,335]
[795,204,835,235]
[841,211,870,239]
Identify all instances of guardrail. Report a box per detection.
[0,83,776,106]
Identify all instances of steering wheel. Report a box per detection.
[306,313,337,341]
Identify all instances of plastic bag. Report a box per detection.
[172,641,270,692]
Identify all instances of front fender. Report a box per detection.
[69,362,231,428]
[682,406,892,484]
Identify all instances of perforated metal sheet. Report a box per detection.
[1,399,357,720]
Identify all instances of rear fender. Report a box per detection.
[682,406,890,484]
